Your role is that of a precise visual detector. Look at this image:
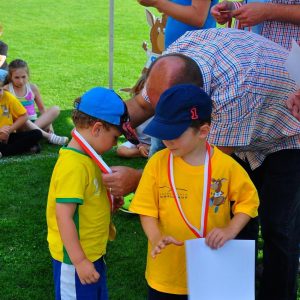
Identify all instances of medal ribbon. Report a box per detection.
[167,142,211,238]
[71,129,114,211]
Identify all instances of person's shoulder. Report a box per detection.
[29,83,39,93]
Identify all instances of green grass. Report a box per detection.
[0,1,299,299]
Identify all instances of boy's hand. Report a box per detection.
[151,236,184,258]
[0,125,11,142]
[138,143,149,158]
[74,258,100,285]
[205,227,236,249]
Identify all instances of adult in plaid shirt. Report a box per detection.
[102,28,300,300]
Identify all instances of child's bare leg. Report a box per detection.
[116,145,141,158]
[24,120,68,145]
[34,106,60,132]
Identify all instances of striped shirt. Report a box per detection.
[144,28,300,169]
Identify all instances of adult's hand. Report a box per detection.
[102,166,143,197]
[231,3,269,27]
[210,1,234,25]
[287,89,300,121]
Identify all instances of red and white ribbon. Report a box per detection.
[167,142,211,238]
[71,129,114,211]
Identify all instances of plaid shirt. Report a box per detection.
[144,28,300,169]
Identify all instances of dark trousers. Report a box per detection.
[148,286,187,300]
[0,130,42,156]
[234,150,300,300]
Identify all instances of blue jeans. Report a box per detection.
[236,149,300,300]
[0,69,8,82]
[149,137,165,157]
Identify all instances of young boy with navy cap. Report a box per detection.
[129,84,259,299]
[47,87,129,300]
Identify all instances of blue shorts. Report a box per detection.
[52,257,108,300]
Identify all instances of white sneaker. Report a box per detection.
[49,134,69,145]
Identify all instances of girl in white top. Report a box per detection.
[5,59,68,145]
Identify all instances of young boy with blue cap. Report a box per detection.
[47,87,130,300]
[129,84,259,299]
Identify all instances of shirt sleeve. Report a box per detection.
[54,162,88,204]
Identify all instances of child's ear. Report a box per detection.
[199,124,210,138]
[91,121,104,136]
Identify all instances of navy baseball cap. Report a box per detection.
[75,87,140,144]
[144,84,212,140]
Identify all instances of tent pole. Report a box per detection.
[109,0,114,89]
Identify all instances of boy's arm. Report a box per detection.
[205,212,250,249]
[140,215,183,258]
[56,203,100,284]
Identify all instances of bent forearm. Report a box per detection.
[140,215,162,247]
[155,0,211,27]
[10,114,28,132]
[227,212,251,238]
[126,94,154,128]
[266,4,300,24]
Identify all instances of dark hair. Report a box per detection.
[72,97,113,130]
[7,59,29,83]
[189,119,211,130]
[147,53,204,88]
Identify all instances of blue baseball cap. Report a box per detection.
[144,84,212,140]
[76,87,126,126]
[76,87,140,144]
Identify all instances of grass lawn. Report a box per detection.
[0,1,299,299]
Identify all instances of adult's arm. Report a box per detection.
[102,167,143,197]
[126,92,154,128]
[138,0,212,27]
[231,3,300,27]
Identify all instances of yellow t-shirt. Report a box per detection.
[47,147,111,264]
[0,90,26,128]
[129,146,259,295]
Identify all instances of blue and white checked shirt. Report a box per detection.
[144,28,300,169]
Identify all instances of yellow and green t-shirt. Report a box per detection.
[0,90,26,128]
[47,147,111,264]
[129,146,259,295]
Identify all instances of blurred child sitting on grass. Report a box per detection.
[0,80,42,158]
[5,59,68,145]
